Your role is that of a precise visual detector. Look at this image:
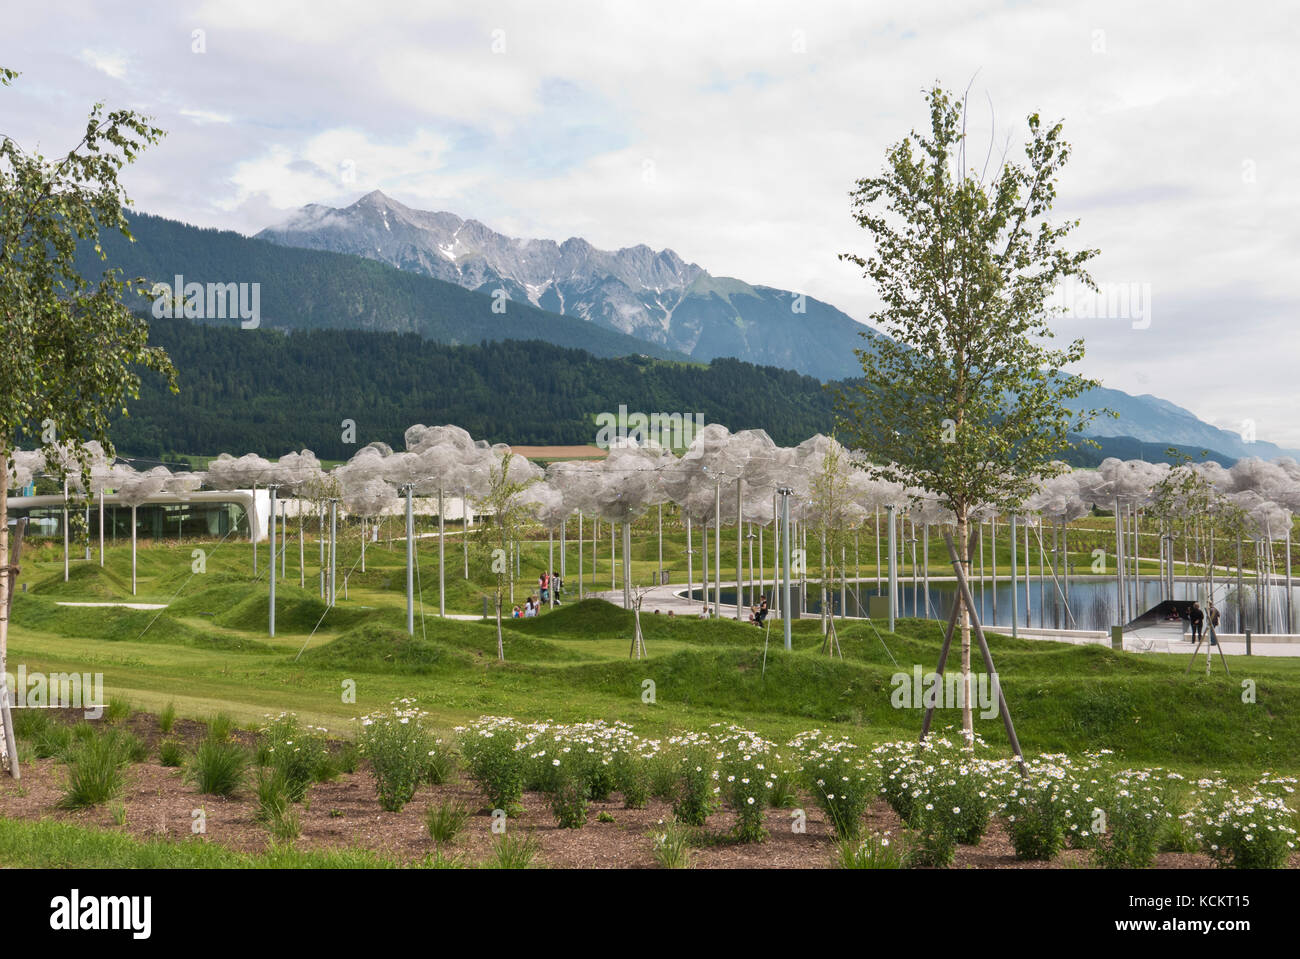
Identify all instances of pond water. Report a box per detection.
[686,576,1299,633]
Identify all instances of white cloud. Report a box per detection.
[5,0,1299,446]
[78,49,128,80]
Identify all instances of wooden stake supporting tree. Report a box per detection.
[922,532,1027,775]
[629,585,650,660]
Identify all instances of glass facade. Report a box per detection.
[11,501,251,542]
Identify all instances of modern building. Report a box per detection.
[6,489,270,542]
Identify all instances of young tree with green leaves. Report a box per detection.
[1,67,175,775]
[808,438,853,648]
[473,453,539,660]
[837,86,1106,741]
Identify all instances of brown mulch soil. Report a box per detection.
[2,711,1294,869]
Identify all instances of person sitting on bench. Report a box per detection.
[753,597,769,626]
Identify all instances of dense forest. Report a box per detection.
[110,317,1229,467]
[113,317,838,459]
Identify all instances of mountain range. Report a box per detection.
[255,191,1298,462]
[75,200,1299,463]
[256,190,878,382]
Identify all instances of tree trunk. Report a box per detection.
[957,511,973,742]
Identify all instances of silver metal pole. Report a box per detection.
[1009,514,1018,638]
[991,516,998,626]
[886,504,897,633]
[402,487,414,632]
[438,487,446,618]
[780,487,793,650]
[62,480,69,582]
[1024,520,1031,628]
[685,514,692,606]
[329,498,338,608]
[736,478,744,620]
[1114,498,1124,627]
[268,485,278,637]
[1286,528,1293,633]
[714,480,722,614]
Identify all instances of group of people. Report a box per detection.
[696,596,770,625]
[1165,601,1222,645]
[510,570,565,619]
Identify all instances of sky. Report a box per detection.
[3,0,1297,445]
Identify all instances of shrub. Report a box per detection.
[1091,770,1174,869]
[648,754,678,801]
[260,713,329,803]
[335,742,360,775]
[158,702,176,735]
[359,701,435,812]
[671,749,717,827]
[613,749,650,809]
[792,730,876,840]
[1005,772,1071,862]
[909,802,961,867]
[58,735,129,809]
[1194,786,1297,869]
[188,738,248,797]
[425,799,471,844]
[105,696,132,724]
[717,727,780,843]
[458,718,526,814]
[158,740,184,767]
[549,775,589,829]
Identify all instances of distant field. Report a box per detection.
[509,445,607,460]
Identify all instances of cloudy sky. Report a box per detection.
[4,1,1297,445]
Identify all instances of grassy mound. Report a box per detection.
[28,563,132,601]
[212,586,373,634]
[299,622,477,674]
[9,594,272,652]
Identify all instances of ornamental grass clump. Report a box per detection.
[791,730,876,840]
[259,712,330,803]
[835,831,909,869]
[359,700,435,812]
[188,737,248,798]
[1192,778,1298,869]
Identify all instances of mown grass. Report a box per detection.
[0,818,428,868]
[7,542,1298,782]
